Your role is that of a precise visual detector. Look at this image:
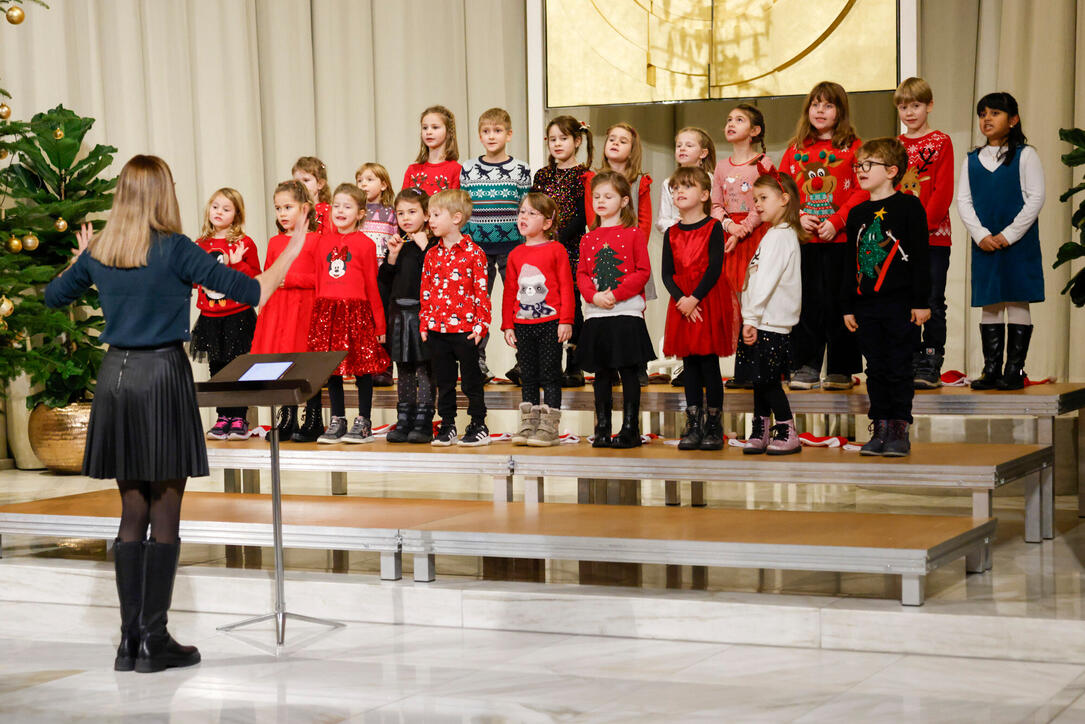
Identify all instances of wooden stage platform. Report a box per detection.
[0,490,995,606]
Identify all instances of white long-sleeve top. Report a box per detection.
[656,177,679,234]
[956,144,1045,246]
[741,223,801,334]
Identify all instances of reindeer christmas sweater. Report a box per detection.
[842,192,930,314]
[311,230,385,335]
[779,138,868,243]
[898,131,954,246]
[501,240,575,330]
[402,160,462,196]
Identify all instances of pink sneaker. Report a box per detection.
[766,419,801,455]
[226,417,252,441]
[206,416,230,441]
[742,416,772,455]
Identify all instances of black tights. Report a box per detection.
[327,374,374,418]
[397,361,435,408]
[117,479,186,544]
[682,354,723,409]
[753,381,792,421]
[593,366,640,410]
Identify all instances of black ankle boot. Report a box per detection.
[998,324,1033,391]
[592,387,612,448]
[612,401,642,448]
[271,405,297,442]
[113,539,144,672]
[386,403,414,443]
[700,407,724,450]
[971,324,1005,390]
[562,345,585,387]
[135,539,200,674]
[291,396,323,442]
[406,405,434,443]
[677,406,703,450]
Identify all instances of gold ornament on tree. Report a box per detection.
[0,149,8,160]
[0,295,13,317]
[53,217,67,232]
[6,235,22,253]
[52,127,64,140]
[22,232,38,250]
[4,5,23,24]
[0,103,10,120]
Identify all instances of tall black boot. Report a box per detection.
[386,403,414,443]
[291,395,323,442]
[562,344,585,387]
[135,539,200,674]
[592,383,612,448]
[970,324,1005,390]
[612,400,642,449]
[406,405,434,443]
[998,324,1033,391]
[113,539,144,672]
[269,405,297,443]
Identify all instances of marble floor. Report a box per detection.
[5,598,1085,722]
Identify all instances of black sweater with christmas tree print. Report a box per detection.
[842,191,930,314]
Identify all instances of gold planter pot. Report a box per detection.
[27,403,91,474]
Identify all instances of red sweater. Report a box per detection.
[194,235,260,317]
[419,233,490,335]
[311,229,385,336]
[898,130,954,246]
[402,160,462,196]
[576,225,651,317]
[314,202,332,235]
[502,240,575,329]
[779,138,868,242]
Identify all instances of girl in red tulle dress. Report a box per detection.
[306,183,389,444]
[664,166,734,452]
[250,180,321,440]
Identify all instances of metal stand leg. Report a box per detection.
[380,551,402,581]
[967,490,993,572]
[665,480,680,506]
[414,553,436,582]
[331,471,347,496]
[527,476,544,505]
[493,474,513,502]
[1036,417,1055,539]
[218,404,344,647]
[1024,471,1042,543]
[691,481,706,507]
[900,574,925,606]
[224,468,241,494]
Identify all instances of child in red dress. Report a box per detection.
[190,187,261,441]
[307,184,389,444]
[663,167,733,451]
[577,171,655,449]
[250,180,321,441]
[293,156,332,233]
[402,105,462,195]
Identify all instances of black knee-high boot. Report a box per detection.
[970,324,1005,390]
[113,539,144,672]
[291,395,323,443]
[135,539,200,674]
[998,324,1033,391]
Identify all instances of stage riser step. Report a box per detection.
[4,558,1085,665]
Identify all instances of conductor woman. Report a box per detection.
[45,155,310,674]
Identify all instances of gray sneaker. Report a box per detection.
[823,373,854,390]
[317,416,348,444]
[788,366,821,390]
[343,415,375,444]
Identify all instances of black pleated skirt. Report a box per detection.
[387,301,429,363]
[83,342,208,481]
[577,315,656,372]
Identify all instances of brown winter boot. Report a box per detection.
[527,405,561,447]
[511,402,538,445]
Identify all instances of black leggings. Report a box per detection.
[681,354,722,409]
[396,361,435,408]
[117,479,186,544]
[593,366,639,410]
[327,374,374,418]
[753,381,792,421]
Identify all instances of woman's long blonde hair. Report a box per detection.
[199,187,246,243]
[90,155,183,268]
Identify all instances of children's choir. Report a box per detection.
[194,80,1045,456]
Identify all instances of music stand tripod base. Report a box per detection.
[196,352,348,648]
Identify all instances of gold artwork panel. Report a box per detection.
[545,0,898,107]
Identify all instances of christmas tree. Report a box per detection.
[0,105,117,408]
[857,209,889,280]
[593,243,623,292]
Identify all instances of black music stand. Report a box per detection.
[196,351,346,647]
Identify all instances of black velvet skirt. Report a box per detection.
[577,315,656,372]
[387,300,429,363]
[84,342,208,481]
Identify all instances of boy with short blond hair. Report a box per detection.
[460,107,532,380]
[419,188,491,446]
[894,76,954,389]
[843,137,930,457]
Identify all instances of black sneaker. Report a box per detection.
[432,421,457,447]
[458,420,491,447]
[318,416,348,444]
[343,415,375,444]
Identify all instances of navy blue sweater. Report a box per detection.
[45,232,261,347]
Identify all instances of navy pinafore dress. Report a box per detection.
[967,148,1045,307]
